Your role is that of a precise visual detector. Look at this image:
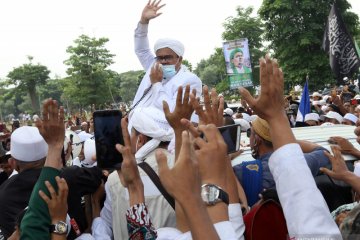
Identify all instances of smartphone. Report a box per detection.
[218,124,241,154]
[93,110,123,169]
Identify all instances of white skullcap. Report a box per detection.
[312,92,322,97]
[305,113,320,122]
[343,113,358,124]
[234,119,250,132]
[83,139,96,167]
[321,105,328,112]
[154,38,185,57]
[11,126,48,162]
[325,111,343,124]
[78,131,93,142]
[130,107,174,161]
[223,108,234,117]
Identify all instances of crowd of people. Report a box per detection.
[1,0,360,239]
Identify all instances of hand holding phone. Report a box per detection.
[218,124,241,154]
[93,110,123,169]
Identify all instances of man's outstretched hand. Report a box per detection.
[140,0,166,24]
[36,99,65,169]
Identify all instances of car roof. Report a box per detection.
[232,124,358,166]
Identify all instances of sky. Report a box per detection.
[0,0,359,80]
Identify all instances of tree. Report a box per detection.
[182,59,193,72]
[195,48,227,89]
[64,35,116,108]
[118,70,145,103]
[222,6,266,87]
[7,56,50,112]
[259,0,360,91]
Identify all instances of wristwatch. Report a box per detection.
[49,221,68,235]
[201,183,229,205]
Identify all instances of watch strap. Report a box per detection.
[218,187,229,205]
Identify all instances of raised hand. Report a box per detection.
[239,55,284,122]
[163,85,195,132]
[36,99,65,149]
[36,99,65,169]
[115,117,144,205]
[320,145,353,181]
[193,124,228,188]
[190,86,224,127]
[140,0,166,24]
[328,136,357,155]
[39,176,68,224]
[156,131,200,204]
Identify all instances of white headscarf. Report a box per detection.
[130,107,174,161]
[154,38,185,57]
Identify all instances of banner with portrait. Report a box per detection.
[223,39,253,89]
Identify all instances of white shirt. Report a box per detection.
[269,143,342,239]
[132,22,202,120]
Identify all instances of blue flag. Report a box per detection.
[296,80,311,122]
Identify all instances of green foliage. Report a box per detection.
[7,56,50,112]
[63,35,116,107]
[118,70,145,103]
[195,48,227,88]
[259,0,360,91]
[181,59,193,72]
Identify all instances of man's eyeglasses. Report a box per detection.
[246,128,251,138]
[154,55,178,63]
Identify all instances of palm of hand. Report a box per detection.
[143,7,158,20]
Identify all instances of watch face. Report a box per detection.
[201,184,220,204]
[55,221,67,234]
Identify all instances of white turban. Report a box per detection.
[154,38,185,57]
[130,107,174,161]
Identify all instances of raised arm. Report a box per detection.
[135,0,165,70]
[239,55,341,238]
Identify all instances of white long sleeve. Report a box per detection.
[269,143,342,239]
[134,22,154,70]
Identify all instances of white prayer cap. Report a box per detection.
[223,108,234,117]
[78,131,93,142]
[83,139,96,166]
[321,105,328,112]
[154,38,185,57]
[343,113,358,124]
[130,107,174,161]
[10,126,48,162]
[325,111,343,124]
[355,95,360,100]
[312,92,322,97]
[234,119,250,132]
[304,113,320,122]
